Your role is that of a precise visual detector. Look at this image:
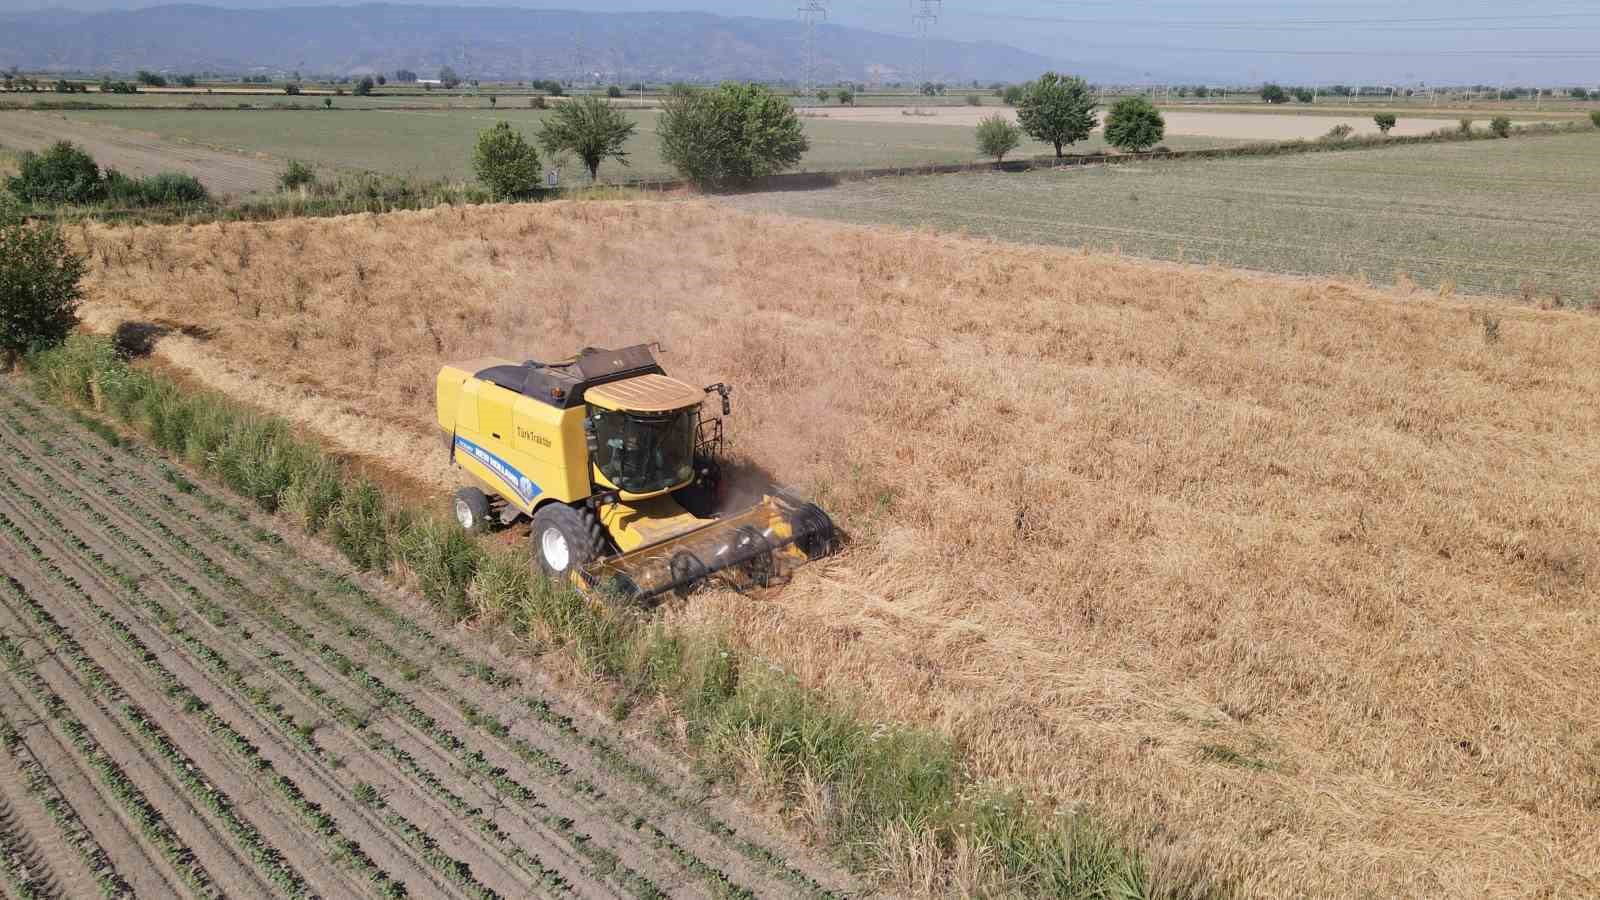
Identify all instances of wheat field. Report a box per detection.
[71,201,1600,897]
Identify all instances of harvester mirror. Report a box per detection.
[705,383,732,417]
[583,416,599,454]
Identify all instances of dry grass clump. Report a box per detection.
[74,201,1600,898]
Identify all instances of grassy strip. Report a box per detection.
[0,704,134,898]
[24,335,1177,897]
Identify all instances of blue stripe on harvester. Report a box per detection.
[455,436,543,506]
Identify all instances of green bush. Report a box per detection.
[1591,111,1600,128]
[1490,115,1512,138]
[279,159,317,192]
[1261,83,1288,104]
[472,121,542,200]
[1000,84,1024,106]
[353,77,374,96]
[104,170,209,207]
[1103,96,1166,153]
[837,88,855,106]
[280,455,343,533]
[5,141,102,204]
[605,84,622,99]
[396,516,485,622]
[0,223,85,367]
[1293,87,1315,103]
[976,114,1022,162]
[1374,113,1397,134]
[657,82,808,187]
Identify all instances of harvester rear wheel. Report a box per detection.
[453,488,492,534]
[531,504,601,579]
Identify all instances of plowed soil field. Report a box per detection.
[0,375,853,899]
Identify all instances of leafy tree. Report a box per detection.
[657,82,808,187]
[817,88,831,103]
[6,142,102,205]
[1001,84,1025,106]
[285,83,302,95]
[0,223,84,367]
[376,74,387,86]
[1373,112,1397,134]
[395,69,417,83]
[1261,83,1288,104]
[538,95,636,181]
[1591,110,1600,128]
[438,66,461,89]
[353,76,375,96]
[607,84,623,99]
[1016,71,1097,157]
[178,74,197,88]
[975,114,1022,162]
[1194,85,1210,98]
[1293,87,1314,103]
[837,88,854,106]
[1490,115,1512,138]
[488,95,496,107]
[473,121,542,199]
[323,97,333,109]
[1103,97,1166,153]
[136,70,167,87]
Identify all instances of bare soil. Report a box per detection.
[0,110,280,196]
[0,375,855,899]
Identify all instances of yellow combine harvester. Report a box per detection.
[436,345,834,603]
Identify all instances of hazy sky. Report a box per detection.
[5,0,1598,83]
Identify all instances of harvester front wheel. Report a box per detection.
[531,504,601,579]
[453,488,492,534]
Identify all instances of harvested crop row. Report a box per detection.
[0,382,837,900]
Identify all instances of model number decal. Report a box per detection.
[455,436,543,505]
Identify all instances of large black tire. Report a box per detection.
[452,487,492,534]
[531,503,603,579]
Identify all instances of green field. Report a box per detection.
[725,132,1600,300]
[54,107,1240,184]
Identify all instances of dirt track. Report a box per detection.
[0,376,854,899]
[0,111,279,196]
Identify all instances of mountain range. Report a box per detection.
[0,4,1134,84]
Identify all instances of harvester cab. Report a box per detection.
[436,344,834,603]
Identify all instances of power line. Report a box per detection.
[799,1,828,95]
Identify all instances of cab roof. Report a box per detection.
[586,374,705,413]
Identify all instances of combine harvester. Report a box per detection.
[436,345,835,603]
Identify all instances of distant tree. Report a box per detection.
[376,74,387,86]
[1103,96,1166,152]
[353,76,375,96]
[473,121,542,199]
[1261,83,1288,104]
[965,93,982,106]
[1568,87,1588,100]
[817,88,831,103]
[1490,115,1512,138]
[323,97,333,109]
[1591,110,1600,128]
[1001,84,1025,106]
[657,82,808,187]
[1194,85,1210,98]
[438,66,461,89]
[5,141,102,205]
[538,94,636,181]
[1016,71,1097,157]
[178,74,197,88]
[607,84,623,99]
[837,88,854,106]
[1373,112,1397,134]
[285,83,302,95]
[136,70,167,87]
[975,114,1022,162]
[627,82,645,92]
[394,69,417,83]
[1293,87,1314,103]
[919,81,945,97]
[489,95,496,107]
[0,223,84,368]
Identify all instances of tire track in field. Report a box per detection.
[0,378,858,899]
